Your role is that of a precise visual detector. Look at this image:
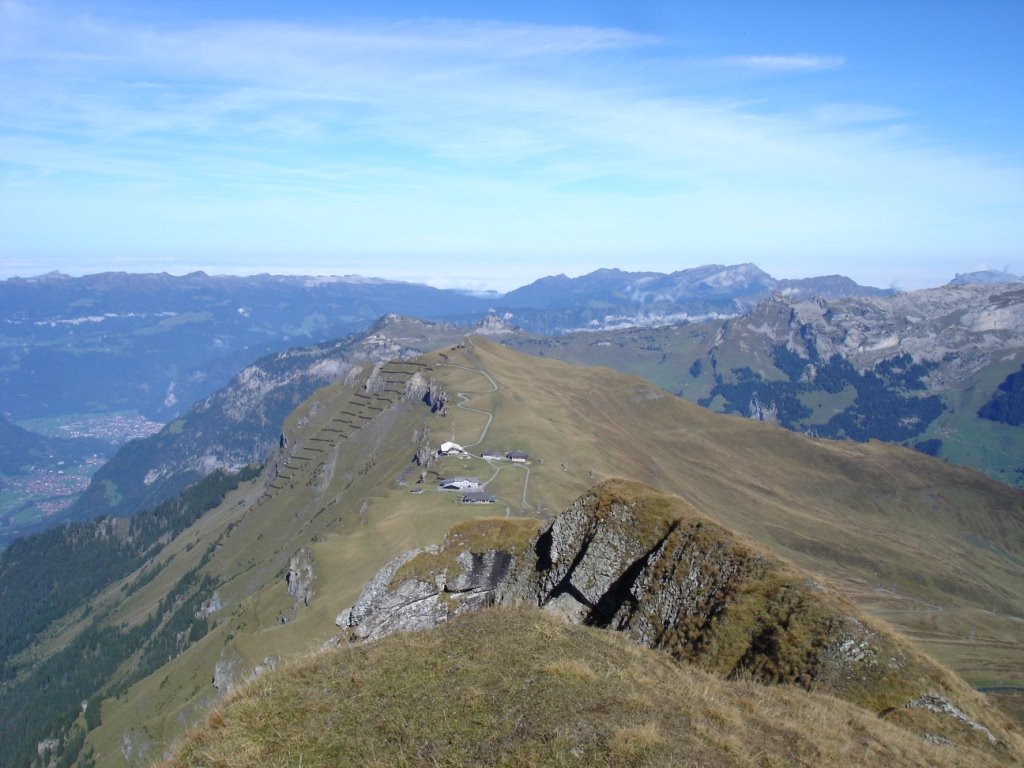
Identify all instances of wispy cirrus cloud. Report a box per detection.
[0,3,1020,289]
[712,54,845,71]
[811,102,909,125]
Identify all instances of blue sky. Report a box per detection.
[1,1,1022,291]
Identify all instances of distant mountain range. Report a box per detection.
[0,270,488,422]
[0,264,895,424]
[501,264,893,331]
[949,269,1024,286]
[3,265,1021,542]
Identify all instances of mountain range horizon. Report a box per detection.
[6,261,1022,295]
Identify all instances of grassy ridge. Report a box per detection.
[501,322,1024,488]
[371,478,1014,753]
[167,607,1013,768]
[459,340,1024,691]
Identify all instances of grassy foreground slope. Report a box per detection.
[167,607,1006,768]
[337,480,1019,758]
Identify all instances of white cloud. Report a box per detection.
[0,6,1021,288]
[712,54,845,71]
[811,102,909,125]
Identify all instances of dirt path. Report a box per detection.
[441,363,497,448]
[439,353,530,509]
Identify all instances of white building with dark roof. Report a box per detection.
[461,492,497,504]
[439,477,480,491]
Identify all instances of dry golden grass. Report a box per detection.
[608,721,665,761]
[540,658,597,682]
[164,607,1019,768]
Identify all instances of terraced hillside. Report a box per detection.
[261,360,436,501]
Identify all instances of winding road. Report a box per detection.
[443,362,497,449]
[438,353,531,512]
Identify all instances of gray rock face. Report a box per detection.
[37,738,59,768]
[904,695,998,745]
[212,650,278,697]
[472,314,517,336]
[337,546,515,642]
[286,547,315,609]
[448,550,515,593]
[195,592,223,619]
[120,731,151,766]
[747,392,778,423]
[497,493,661,616]
[212,653,240,694]
[731,283,1024,385]
[500,489,777,667]
[337,547,432,634]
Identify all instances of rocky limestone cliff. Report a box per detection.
[747,391,779,422]
[731,283,1024,385]
[337,518,537,641]
[337,479,1015,757]
[472,314,518,335]
[403,371,449,414]
[285,547,315,614]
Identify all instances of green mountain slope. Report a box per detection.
[66,315,465,527]
[2,338,1021,767]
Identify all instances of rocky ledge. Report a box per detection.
[337,479,1016,758]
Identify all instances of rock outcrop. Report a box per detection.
[195,592,223,619]
[212,650,278,697]
[285,547,315,610]
[336,479,1014,756]
[36,738,59,768]
[472,314,518,336]
[731,283,1024,383]
[403,371,448,414]
[337,519,537,641]
[747,391,778,422]
[498,482,929,704]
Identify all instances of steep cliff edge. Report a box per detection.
[338,479,1019,760]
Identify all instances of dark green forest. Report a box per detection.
[700,347,944,444]
[0,466,259,768]
[978,364,1024,426]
